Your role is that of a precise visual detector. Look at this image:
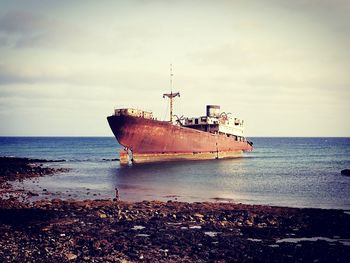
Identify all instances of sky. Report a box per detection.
[0,0,349,137]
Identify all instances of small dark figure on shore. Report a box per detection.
[114,187,119,201]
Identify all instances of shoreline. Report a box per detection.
[1,157,350,262]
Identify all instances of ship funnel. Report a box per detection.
[206,105,220,117]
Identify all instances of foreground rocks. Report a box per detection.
[0,199,349,263]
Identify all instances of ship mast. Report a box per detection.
[163,64,180,123]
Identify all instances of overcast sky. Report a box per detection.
[0,0,349,136]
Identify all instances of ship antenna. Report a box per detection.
[170,63,173,92]
[163,63,180,123]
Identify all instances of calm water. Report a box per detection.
[1,137,349,210]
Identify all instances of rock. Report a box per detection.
[99,213,107,218]
[341,169,350,176]
[220,220,229,226]
[65,253,77,260]
[193,213,204,218]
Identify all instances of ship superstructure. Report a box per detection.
[183,105,246,142]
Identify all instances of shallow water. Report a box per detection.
[276,237,350,246]
[1,137,350,210]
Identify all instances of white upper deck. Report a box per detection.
[183,105,246,138]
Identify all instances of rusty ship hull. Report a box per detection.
[107,115,252,164]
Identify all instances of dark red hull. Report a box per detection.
[107,115,252,163]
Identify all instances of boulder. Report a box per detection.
[341,169,350,176]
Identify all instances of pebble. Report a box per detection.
[65,253,77,260]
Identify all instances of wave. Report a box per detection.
[102,158,120,161]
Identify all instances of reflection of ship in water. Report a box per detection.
[107,70,253,164]
[113,158,249,202]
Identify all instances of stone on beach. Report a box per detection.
[341,169,350,176]
[65,253,77,260]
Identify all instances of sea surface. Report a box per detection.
[1,137,349,210]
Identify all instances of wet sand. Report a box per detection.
[0,157,349,262]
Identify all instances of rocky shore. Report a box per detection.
[0,157,66,180]
[1,199,350,262]
[0,157,349,262]
[0,156,68,201]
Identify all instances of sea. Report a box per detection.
[1,137,349,210]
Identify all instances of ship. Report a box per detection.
[107,93,253,165]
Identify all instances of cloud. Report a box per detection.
[0,11,64,48]
[0,63,79,85]
[0,11,123,53]
[0,61,170,94]
[0,11,50,34]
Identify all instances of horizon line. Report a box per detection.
[0,135,349,138]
